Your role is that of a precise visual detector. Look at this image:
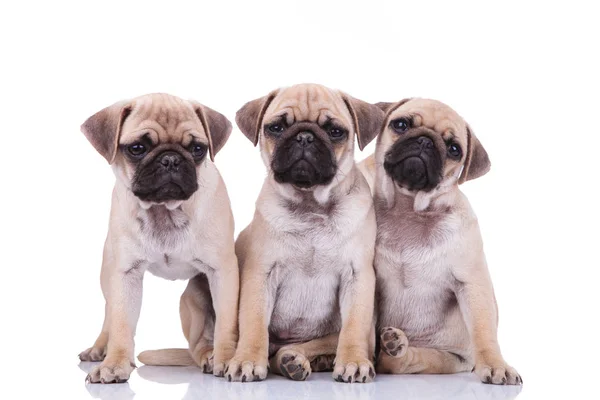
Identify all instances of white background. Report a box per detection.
[1,1,598,399]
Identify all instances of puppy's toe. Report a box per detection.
[310,354,335,372]
[225,354,268,382]
[86,358,135,384]
[475,360,522,385]
[333,358,375,383]
[79,346,106,362]
[278,350,311,381]
[380,327,408,358]
[200,353,214,375]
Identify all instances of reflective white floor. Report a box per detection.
[79,362,522,400]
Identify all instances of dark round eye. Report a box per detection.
[328,127,346,139]
[447,143,462,159]
[391,118,410,133]
[267,123,285,134]
[127,143,147,157]
[190,144,206,159]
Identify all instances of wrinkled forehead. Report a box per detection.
[120,94,207,143]
[390,99,467,136]
[264,85,353,128]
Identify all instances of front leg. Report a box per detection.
[455,257,522,385]
[206,252,240,377]
[224,256,273,382]
[86,263,144,384]
[334,257,377,383]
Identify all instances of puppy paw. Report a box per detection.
[310,354,335,372]
[380,327,408,358]
[212,343,236,377]
[192,348,214,375]
[333,358,375,383]
[277,349,311,381]
[475,353,522,385]
[224,353,268,382]
[79,346,106,362]
[86,357,135,384]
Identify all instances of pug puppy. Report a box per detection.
[224,84,385,383]
[78,93,239,383]
[359,98,522,385]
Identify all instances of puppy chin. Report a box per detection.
[138,199,185,210]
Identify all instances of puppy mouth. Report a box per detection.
[133,179,198,203]
[271,133,337,189]
[273,159,330,189]
[383,137,443,192]
[131,151,199,203]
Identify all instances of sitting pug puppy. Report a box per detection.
[359,98,522,385]
[224,83,385,383]
[79,93,239,383]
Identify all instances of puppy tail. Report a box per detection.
[137,349,194,366]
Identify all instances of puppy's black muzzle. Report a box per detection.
[132,149,198,202]
[384,135,443,191]
[271,123,337,189]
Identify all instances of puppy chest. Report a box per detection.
[146,254,199,281]
[269,271,342,343]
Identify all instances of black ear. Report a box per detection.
[235,90,279,146]
[193,103,232,161]
[342,94,386,151]
[459,125,491,183]
[81,101,132,164]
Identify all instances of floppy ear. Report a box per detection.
[80,101,132,164]
[342,94,386,151]
[375,98,412,115]
[459,125,491,183]
[193,103,232,161]
[235,90,279,146]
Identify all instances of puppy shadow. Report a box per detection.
[138,366,289,400]
[373,373,522,400]
[78,362,136,400]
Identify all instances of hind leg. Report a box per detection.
[270,334,338,381]
[180,275,215,374]
[376,327,471,374]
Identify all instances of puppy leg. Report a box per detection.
[80,254,113,361]
[225,256,272,382]
[86,265,144,384]
[270,334,338,381]
[456,272,522,385]
[180,275,215,373]
[79,303,109,361]
[206,252,239,377]
[333,257,377,383]
[376,327,470,374]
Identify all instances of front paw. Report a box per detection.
[224,352,268,382]
[380,327,408,358]
[79,346,106,362]
[333,357,375,383]
[212,343,236,377]
[86,357,135,384]
[475,353,522,385]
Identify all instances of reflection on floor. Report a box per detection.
[79,362,522,400]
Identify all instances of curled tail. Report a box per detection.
[138,348,194,366]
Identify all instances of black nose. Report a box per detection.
[417,136,434,149]
[296,132,315,146]
[159,151,182,172]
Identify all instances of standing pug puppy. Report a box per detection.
[225,84,385,383]
[359,98,522,385]
[79,93,239,383]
